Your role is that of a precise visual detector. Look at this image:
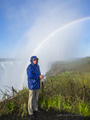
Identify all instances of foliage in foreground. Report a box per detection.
[39,72,90,117]
[0,88,29,117]
[0,72,90,117]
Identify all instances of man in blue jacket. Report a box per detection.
[27,56,43,117]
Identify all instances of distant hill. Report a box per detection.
[46,57,90,77]
[0,58,17,62]
[0,58,21,62]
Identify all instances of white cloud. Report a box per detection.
[17,0,83,74]
[1,0,90,90]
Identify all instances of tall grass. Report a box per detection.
[0,71,90,117]
[39,72,90,116]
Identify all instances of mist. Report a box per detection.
[0,0,90,92]
[15,0,90,88]
[17,1,89,74]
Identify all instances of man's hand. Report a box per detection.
[39,75,44,80]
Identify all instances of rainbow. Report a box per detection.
[21,17,90,89]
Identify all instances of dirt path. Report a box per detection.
[0,108,90,120]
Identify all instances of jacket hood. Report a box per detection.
[30,56,39,65]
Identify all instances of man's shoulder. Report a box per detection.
[27,64,32,69]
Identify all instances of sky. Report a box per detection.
[0,0,90,91]
[0,0,90,59]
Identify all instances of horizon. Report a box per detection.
[0,56,90,62]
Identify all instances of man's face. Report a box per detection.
[33,59,38,64]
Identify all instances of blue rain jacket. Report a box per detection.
[27,56,41,90]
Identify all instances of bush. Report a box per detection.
[1,72,90,117]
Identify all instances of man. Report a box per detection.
[27,56,43,118]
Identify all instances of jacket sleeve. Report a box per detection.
[27,65,40,80]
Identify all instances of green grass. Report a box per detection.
[39,72,90,116]
[0,87,29,117]
[0,71,90,117]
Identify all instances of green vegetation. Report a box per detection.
[39,72,90,117]
[46,57,90,77]
[0,57,90,118]
[0,88,29,118]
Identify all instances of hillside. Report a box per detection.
[1,57,90,119]
[46,57,90,77]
